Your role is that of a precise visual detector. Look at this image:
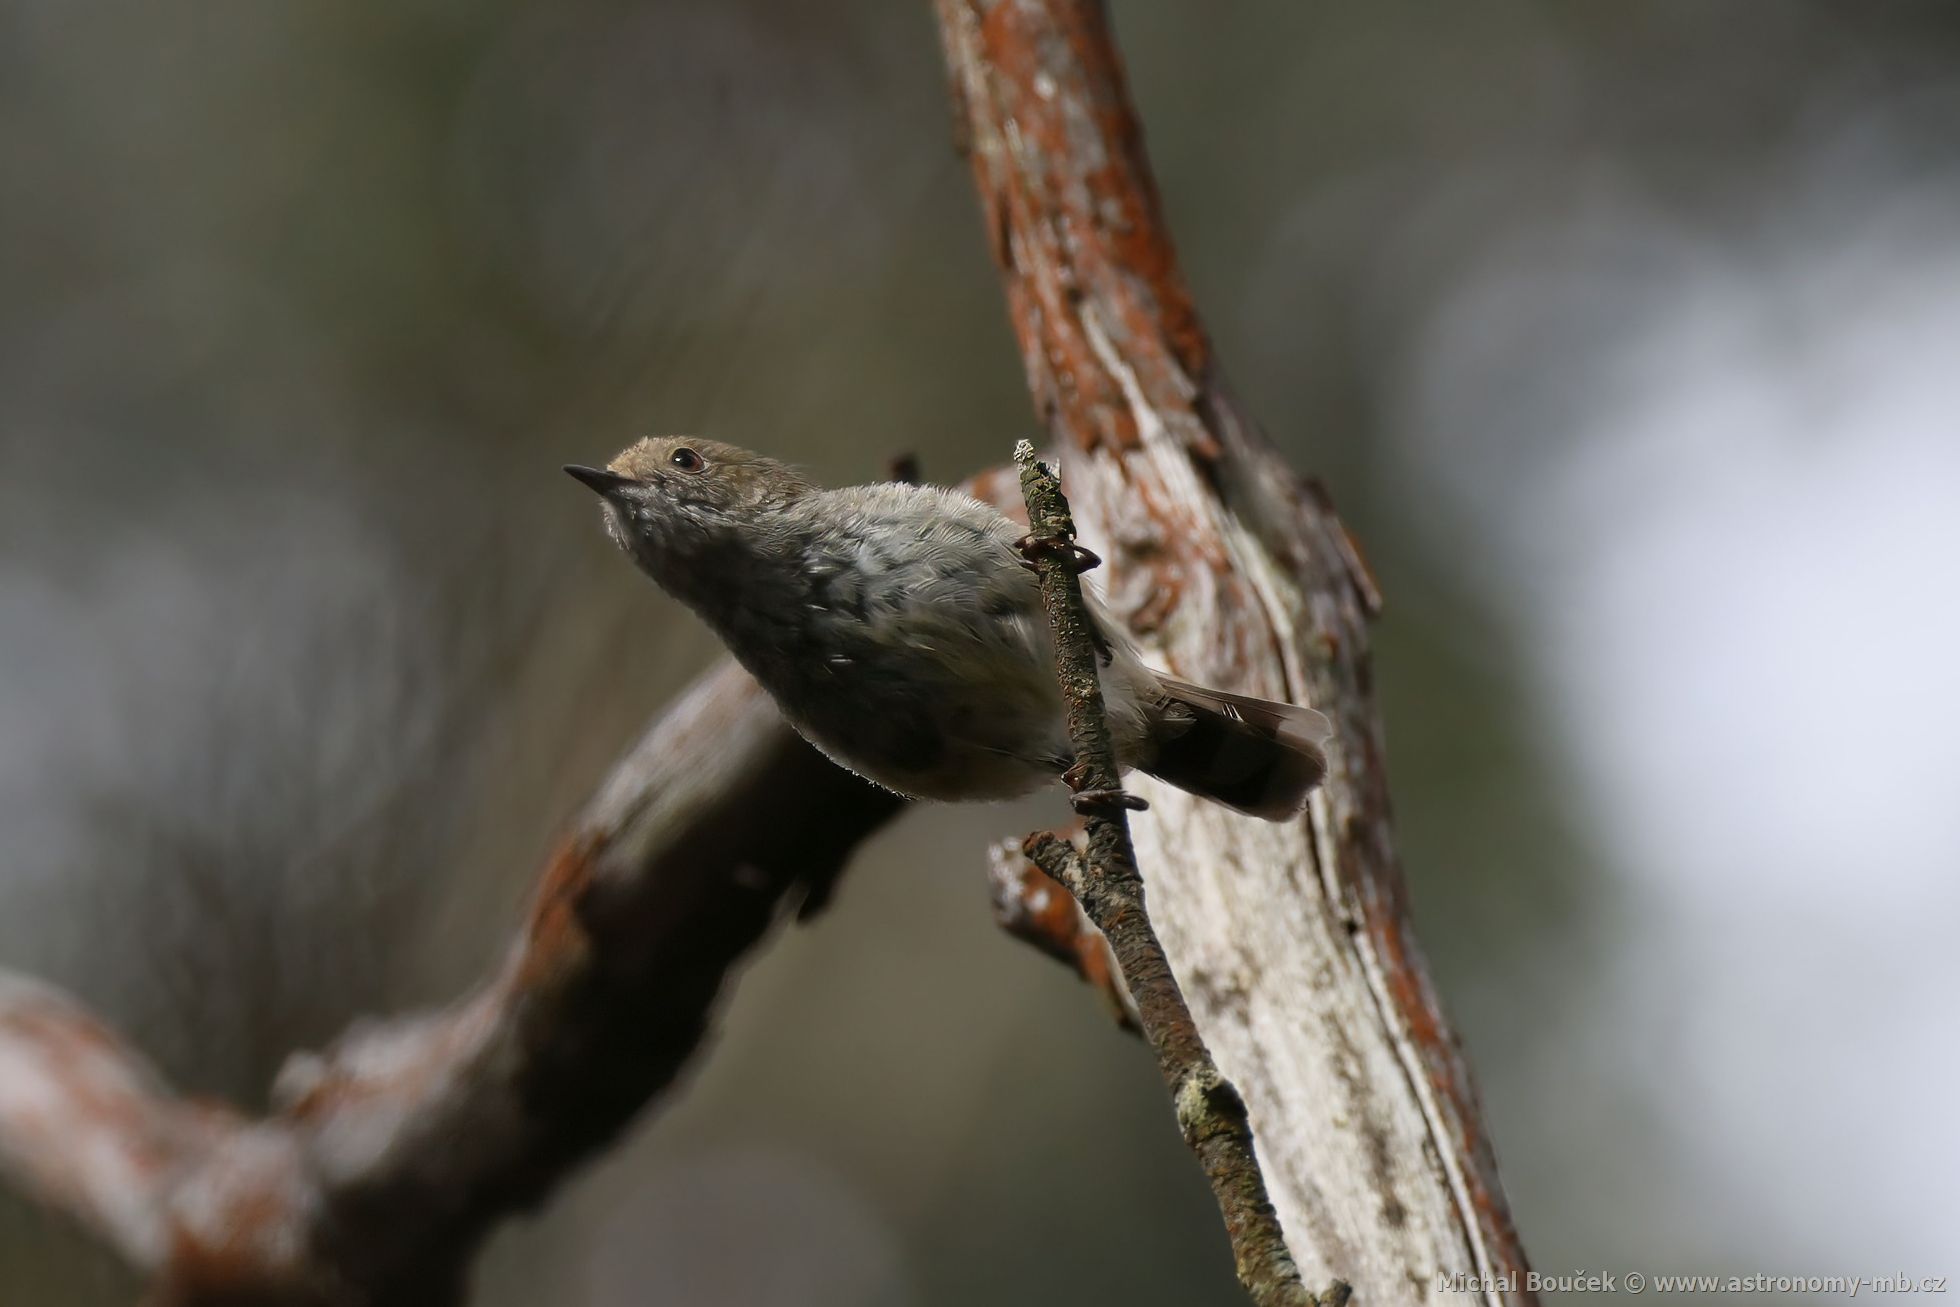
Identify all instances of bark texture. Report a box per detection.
[936,2,1534,1301]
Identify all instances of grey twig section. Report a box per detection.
[1013,442,1333,1307]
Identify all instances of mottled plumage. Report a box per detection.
[567,437,1330,819]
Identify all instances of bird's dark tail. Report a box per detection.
[1141,678,1331,821]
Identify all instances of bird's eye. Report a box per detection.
[669,447,706,474]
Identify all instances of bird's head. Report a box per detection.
[565,436,813,581]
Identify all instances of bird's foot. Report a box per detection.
[1015,533,1102,575]
[1070,787,1149,816]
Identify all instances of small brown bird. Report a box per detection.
[566,438,1330,819]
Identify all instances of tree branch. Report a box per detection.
[0,662,902,1304]
[937,1,1535,1300]
[0,975,238,1274]
[1014,443,1322,1306]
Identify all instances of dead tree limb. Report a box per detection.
[936,1,1535,1301]
[0,662,901,1305]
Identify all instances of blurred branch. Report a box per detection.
[1016,442,1324,1307]
[936,0,1534,1301]
[0,977,244,1274]
[0,662,901,1305]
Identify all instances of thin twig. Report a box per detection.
[1013,441,1336,1307]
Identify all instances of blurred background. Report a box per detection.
[2,1,1956,1302]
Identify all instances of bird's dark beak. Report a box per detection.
[564,464,637,497]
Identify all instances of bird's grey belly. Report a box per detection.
[777,634,1065,802]
[705,567,1068,802]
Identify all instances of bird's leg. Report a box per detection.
[1070,788,1150,815]
[1085,616,1115,667]
[1063,759,1149,815]
[1028,537,1132,807]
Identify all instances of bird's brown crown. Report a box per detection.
[607,436,811,504]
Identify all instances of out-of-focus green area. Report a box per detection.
[4,3,1957,1303]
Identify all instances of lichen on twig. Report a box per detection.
[1012,440,1341,1307]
